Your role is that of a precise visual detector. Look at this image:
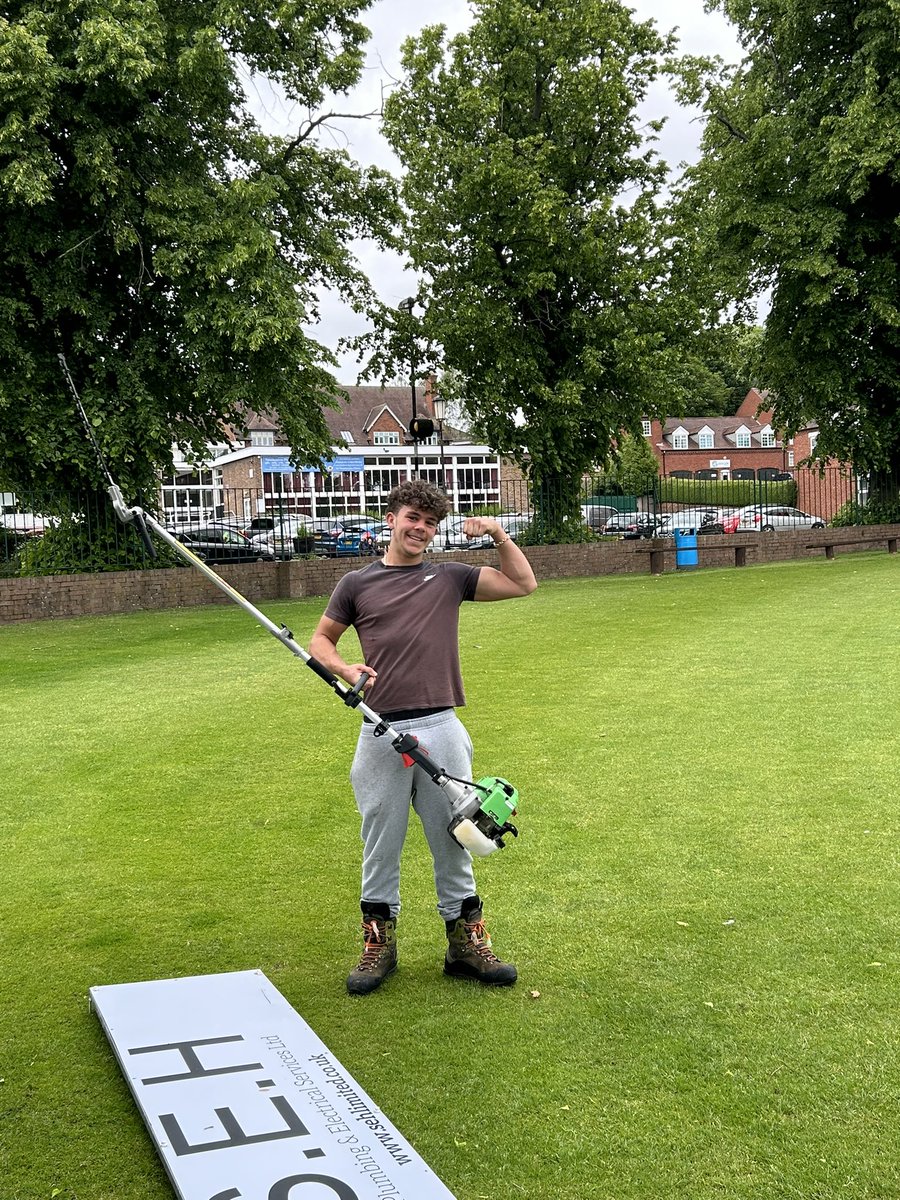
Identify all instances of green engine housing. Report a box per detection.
[475,776,519,824]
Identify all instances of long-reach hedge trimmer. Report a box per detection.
[61,354,519,856]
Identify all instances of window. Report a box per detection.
[759,427,776,447]
[340,430,354,444]
[788,451,795,467]
[698,429,714,450]
[641,419,652,437]
[672,430,689,450]
[250,431,275,446]
[373,431,401,445]
[735,428,751,448]
[368,467,406,492]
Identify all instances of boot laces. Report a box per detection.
[356,918,388,973]
[465,919,500,963]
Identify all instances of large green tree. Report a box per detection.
[678,0,900,498]
[675,321,766,416]
[379,0,703,538]
[0,0,398,503]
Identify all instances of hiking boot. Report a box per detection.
[444,895,517,986]
[346,902,397,995]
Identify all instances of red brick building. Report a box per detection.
[640,389,854,520]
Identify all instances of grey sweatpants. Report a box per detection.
[349,708,478,920]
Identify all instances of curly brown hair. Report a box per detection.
[385,480,452,521]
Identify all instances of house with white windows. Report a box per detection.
[637,389,852,519]
[639,387,831,485]
[639,390,791,481]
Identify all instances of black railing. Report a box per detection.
[2,466,897,575]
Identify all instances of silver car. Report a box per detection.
[730,505,826,532]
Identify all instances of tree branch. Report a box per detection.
[710,107,749,143]
[282,109,381,157]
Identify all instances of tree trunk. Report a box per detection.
[528,470,587,543]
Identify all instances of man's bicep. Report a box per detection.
[312,614,349,645]
[473,566,530,601]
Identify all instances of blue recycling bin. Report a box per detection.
[674,527,698,569]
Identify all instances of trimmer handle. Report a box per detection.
[349,673,370,699]
[341,672,370,708]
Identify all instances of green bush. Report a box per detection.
[829,500,866,527]
[831,496,900,527]
[17,514,179,575]
[517,515,597,546]
[656,477,797,507]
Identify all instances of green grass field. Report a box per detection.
[2,554,898,1200]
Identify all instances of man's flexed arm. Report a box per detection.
[463,518,538,601]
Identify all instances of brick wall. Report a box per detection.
[1,526,897,623]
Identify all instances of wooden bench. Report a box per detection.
[806,535,898,560]
[632,538,759,574]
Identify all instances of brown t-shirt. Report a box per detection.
[325,560,481,712]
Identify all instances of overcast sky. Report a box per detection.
[253,0,745,380]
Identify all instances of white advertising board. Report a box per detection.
[90,970,457,1200]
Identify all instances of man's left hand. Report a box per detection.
[463,517,502,541]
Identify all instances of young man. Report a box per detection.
[309,480,538,995]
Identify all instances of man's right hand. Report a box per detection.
[346,663,377,690]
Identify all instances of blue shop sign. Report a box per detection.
[261,456,365,475]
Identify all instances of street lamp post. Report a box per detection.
[398,297,420,476]
[432,393,448,491]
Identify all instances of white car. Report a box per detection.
[1,511,54,536]
[581,504,620,531]
[725,505,826,532]
[655,508,723,535]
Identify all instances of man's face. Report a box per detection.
[386,504,441,556]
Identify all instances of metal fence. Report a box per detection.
[2,465,896,576]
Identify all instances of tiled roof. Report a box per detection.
[237,385,467,447]
[662,416,772,436]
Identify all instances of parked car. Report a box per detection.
[0,511,55,536]
[581,504,620,531]
[243,515,279,538]
[244,516,330,558]
[722,505,827,533]
[336,516,387,533]
[172,526,276,563]
[315,517,388,557]
[314,524,382,557]
[603,512,656,538]
[444,513,530,551]
[655,509,724,536]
